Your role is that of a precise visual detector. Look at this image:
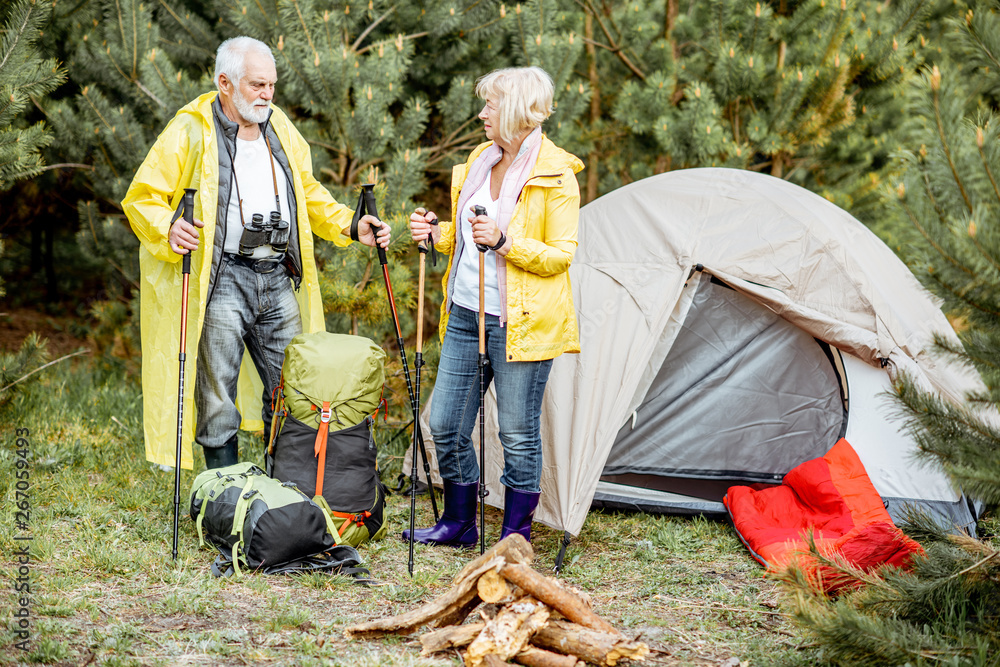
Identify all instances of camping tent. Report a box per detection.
[407,167,982,547]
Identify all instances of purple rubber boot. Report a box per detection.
[402,479,478,548]
[499,486,541,542]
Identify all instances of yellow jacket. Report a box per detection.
[438,136,583,361]
[122,92,353,469]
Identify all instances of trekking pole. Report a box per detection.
[173,188,197,561]
[473,204,490,555]
[356,185,440,522]
[408,207,435,576]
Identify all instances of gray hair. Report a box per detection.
[214,36,275,90]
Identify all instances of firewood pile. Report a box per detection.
[346,534,650,667]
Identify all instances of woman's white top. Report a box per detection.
[452,173,502,316]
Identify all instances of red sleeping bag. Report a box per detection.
[724,438,923,591]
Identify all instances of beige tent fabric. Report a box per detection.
[404,168,983,537]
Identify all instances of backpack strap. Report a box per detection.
[261,545,375,584]
[329,510,373,536]
[228,475,259,577]
[310,494,342,545]
[196,510,208,548]
[195,470,236,547]
[313,401,332,496]
[211,554,236,578]
[268,375,285,457]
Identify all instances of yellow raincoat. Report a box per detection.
[437,136,584,361]
[122,92,354,469]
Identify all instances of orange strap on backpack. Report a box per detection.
[331,510,372,536]
[267,375,284,457]
[314,401,332,496]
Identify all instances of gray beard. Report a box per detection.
[234,90,270,124]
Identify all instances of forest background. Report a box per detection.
[0,0,971,362]
[2,0,1000,665]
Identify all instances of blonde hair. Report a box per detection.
[475,67,554,144]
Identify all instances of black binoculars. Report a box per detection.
[239,211,290,256]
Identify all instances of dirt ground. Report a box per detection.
[0,306,93,357]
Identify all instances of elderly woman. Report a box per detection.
[404,66,583,546]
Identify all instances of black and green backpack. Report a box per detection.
[267,332,389,547]
[188,462,368,578]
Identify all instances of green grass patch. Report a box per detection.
[0,358,815,666]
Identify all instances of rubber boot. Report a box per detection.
[499,486,541,543]
[401,479,478,548]
[203,435,239,469]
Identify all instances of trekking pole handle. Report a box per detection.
[414,207,436,255]
[362,184,388,266]
[181,188,196,274]
[473,205,489,252]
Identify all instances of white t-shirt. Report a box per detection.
[452,174,502,316]
[224,134,289,258]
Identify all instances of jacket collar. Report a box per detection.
[465,133,584,177]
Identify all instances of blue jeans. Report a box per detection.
[429,305,553,492]
[195,255,301,449]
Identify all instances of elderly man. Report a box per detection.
[123,36,389,469]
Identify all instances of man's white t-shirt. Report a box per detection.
[224,134,289,258]
[452,174,502,316]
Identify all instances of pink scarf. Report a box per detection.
[453,127,544,325]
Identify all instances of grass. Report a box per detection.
[0,359,818,666]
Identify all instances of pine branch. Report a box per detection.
[974,125,1000,205]
[355,31,427,56]
[897,190,974,278]
[35,162,96,172]
[578,0,646,81]
[0,0,39,74]
[0,350,88,394]
[940,550,1000,584]
[351,5,396,52]
[930,67,973,213]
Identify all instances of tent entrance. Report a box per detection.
[595,277,848,515]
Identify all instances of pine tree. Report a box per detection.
[780,3,1000,664]
[35,0,223,360]
[574,0,938,213]
[0,0,65,191]
[885,6,1000,505]
[0,0,66,301]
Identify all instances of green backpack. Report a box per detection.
[189,462,368,578]
[267,332,389,547]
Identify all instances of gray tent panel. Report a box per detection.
[604,278,845,497]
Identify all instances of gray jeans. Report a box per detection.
[195,255,301,449]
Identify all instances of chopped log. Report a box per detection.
[432,589,487,630]
[420,622,485,655]
[567,585,594,610]
[499,563,619,635]
[345,535,534,638]
[530,619,650,666]
[464,597,551,667]
[478,569,518,603]
[515,647,584,667]
[455,534,534,581]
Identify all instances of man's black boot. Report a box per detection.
[203,435,239,469]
